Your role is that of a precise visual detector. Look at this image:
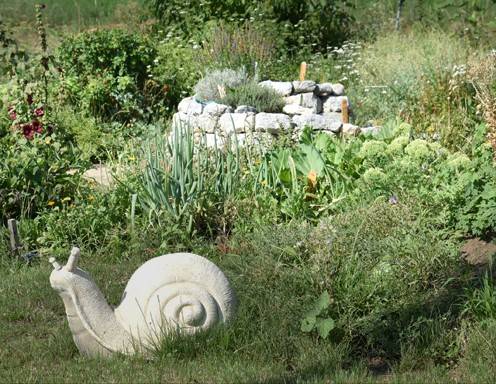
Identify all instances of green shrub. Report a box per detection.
[148,0,354,53]
[0,132,82,219]
[221,82,284,113]
[57,29,163,121]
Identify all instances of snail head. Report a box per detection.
[49,247,83,292]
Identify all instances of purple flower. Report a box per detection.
[389,195,398,205]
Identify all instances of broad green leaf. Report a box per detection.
[315,290,331,311]
[316,318,335,339]
[301,316,316,332]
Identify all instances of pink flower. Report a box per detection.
[34,107,44,117]
[8,107,17,120]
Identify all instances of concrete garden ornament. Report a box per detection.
[49,247,237,357]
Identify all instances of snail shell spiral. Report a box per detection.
[114,253,237,346]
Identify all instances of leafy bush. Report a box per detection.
[194,67,247,102]
[0,132,82,219]
[57,29,163,121]
[221,82,284,112]
[148,0,354,53]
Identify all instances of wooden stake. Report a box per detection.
[299,62,307,81]
[7,219,21,253]
[341,99,349,124]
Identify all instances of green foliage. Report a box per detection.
[57,29,161,121]
[221,81,284,112]
[148,0,355,53]
[151,40,203,115]
[0,132,82,219]
[301,291,336,339]
[135,123,243,235]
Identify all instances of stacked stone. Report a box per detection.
[172,80,368,148]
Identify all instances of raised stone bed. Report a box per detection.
[173,80,375,147]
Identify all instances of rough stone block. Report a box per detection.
[282,104,314,116]
[203,102,232,116]
[292,80,316,94]
[293,114,342,132]
[177,96,203,115]
[284,92,322,113]
[259,80,293,96]
[331,83,345,96]
[219,113,255,134]
[322,96,349,113]
[255,113,293,134]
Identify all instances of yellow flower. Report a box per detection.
[261,180,268,186]
[47,200,55,206]
[307,170,318,189]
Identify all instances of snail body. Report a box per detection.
[49,248,237,357]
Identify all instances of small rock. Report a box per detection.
[83,164,113,187]
[342,123,361,136]
[331,83,345,96]
[177,96,203,115]
[315,83,334,96]
[360,126,381,136]
[293,114,342,132]
[259,80,293,96]
[284,92,322,113]
[282,104,314,116]
[203,102,232,116]
[322,96,349,113]
[235,105,257,114]
[219,113,255,134]
[292,80,316,94]
[255,113,293,134]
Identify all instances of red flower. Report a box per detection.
[22,123,34,140]
[32,120,43,134]
[34,107,44,117]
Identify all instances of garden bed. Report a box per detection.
[173,80,377,147]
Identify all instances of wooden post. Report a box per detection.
[299,62,307,81]
[7,219,21,253]
[341,99,349,124]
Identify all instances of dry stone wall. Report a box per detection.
[173,80,377,147]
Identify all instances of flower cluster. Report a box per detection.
[8,94,47,140]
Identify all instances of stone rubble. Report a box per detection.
[173,81,380,148]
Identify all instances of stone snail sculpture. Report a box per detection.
[49,247,237,357]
